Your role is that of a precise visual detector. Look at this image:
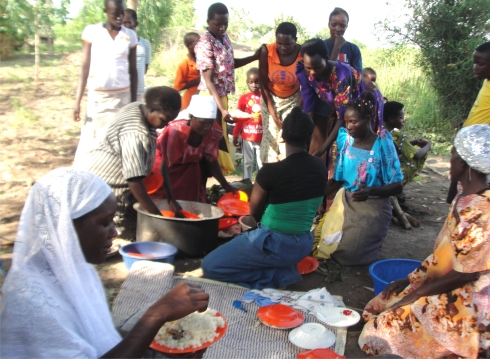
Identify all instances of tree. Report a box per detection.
[169,0,196,27]
[378,0,490,127]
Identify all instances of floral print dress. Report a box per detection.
[359,190,490,359]
[296,60,363,121]
[195,31,235,97]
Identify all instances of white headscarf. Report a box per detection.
[0,168,121,358]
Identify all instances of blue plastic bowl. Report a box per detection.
[369,259,422,295]
[119,242,178,270]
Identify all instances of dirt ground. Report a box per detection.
[0,54,452,358]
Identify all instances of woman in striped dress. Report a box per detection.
[76,86,181,240]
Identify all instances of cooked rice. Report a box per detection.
[154,309,225,350]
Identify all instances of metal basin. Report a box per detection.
[134,200,224,257]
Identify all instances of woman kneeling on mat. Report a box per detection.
[202,107,327,289]
[313,91,403,266]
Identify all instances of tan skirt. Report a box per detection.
[260,91,299,163]
[74,90,130,165]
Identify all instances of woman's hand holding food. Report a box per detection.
[150,283,209,324]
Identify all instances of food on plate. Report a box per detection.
[342,310,352,316]
[229,109,252,119]
[154,309,225,350]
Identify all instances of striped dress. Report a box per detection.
[78,102,157,240]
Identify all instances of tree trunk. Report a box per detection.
[47,37,53,55]
[127,0,137,10]
[34,17,40,84]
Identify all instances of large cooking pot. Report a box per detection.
[134,200,224,257]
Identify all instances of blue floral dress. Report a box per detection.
[334,127,403,192]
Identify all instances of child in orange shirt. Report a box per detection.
[174,32,200,110]
[233,68,263,180]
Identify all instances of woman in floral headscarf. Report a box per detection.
[359,124,490,359]
[296,38,363,176]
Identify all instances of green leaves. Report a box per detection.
[378,0,490,127]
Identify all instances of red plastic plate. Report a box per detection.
[150,313,227,354]
[297,256,320,275]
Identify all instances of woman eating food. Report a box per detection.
[76,86,180,240]
[202,107,327,289]
[359,124,490,359]
[313,92,403,265]
[259,22,302,163]
[152,95,236,215]
[0,168,209,358]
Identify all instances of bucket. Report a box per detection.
[369,259,422,295]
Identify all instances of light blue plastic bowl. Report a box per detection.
[119,241,178,270]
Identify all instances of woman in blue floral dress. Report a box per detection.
[313,92,403,265]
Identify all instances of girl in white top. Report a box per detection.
[73,0,138,165]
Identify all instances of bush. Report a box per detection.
[377,0,490,127]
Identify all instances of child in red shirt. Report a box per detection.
[233,67,263,180]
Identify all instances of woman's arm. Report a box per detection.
[389,270,479,310]
[207,160,236,193]
[314,119,344,157]
[325,178,344,197]
[127,177,160,215]
[249,181,268,223]
[201,70,231,123]
[160,161,183,216]
[100,283,209,359]
[329,35,346,64]
[350,182,403,202]
[128,46,138,102]
[234,46,261,69]
[414,141,431,160]
[73,41,92,122]
[447,180,458,204]
[258,46,282,129]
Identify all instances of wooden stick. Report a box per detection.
[404,212,421,228]
[390,196,411,230]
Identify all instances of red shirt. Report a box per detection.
[232,92,263,142]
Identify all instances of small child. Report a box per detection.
[383,101,431,183]
[362,67,384,132]
[174,32,201,110]
[233,68,263,180]
[123,9,151,103]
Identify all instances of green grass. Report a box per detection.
[363,46,455,155]
[8,97,39,127]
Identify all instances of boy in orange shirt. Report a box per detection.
[233,68,263,180]
[174,32,200,110]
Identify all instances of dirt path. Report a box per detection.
[0,54,452,357]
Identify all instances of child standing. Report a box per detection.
[123,9,151,103]
[174,32,200,110]
[233,68,263,180]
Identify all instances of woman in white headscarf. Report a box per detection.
[358,124,490,359]
[0,168,209,358]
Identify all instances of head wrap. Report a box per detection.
[187,95,217,119]
[0,168,121,357]
[454,124,490,174]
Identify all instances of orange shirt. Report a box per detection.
[266,43,301,98]
[174,56,199,110]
